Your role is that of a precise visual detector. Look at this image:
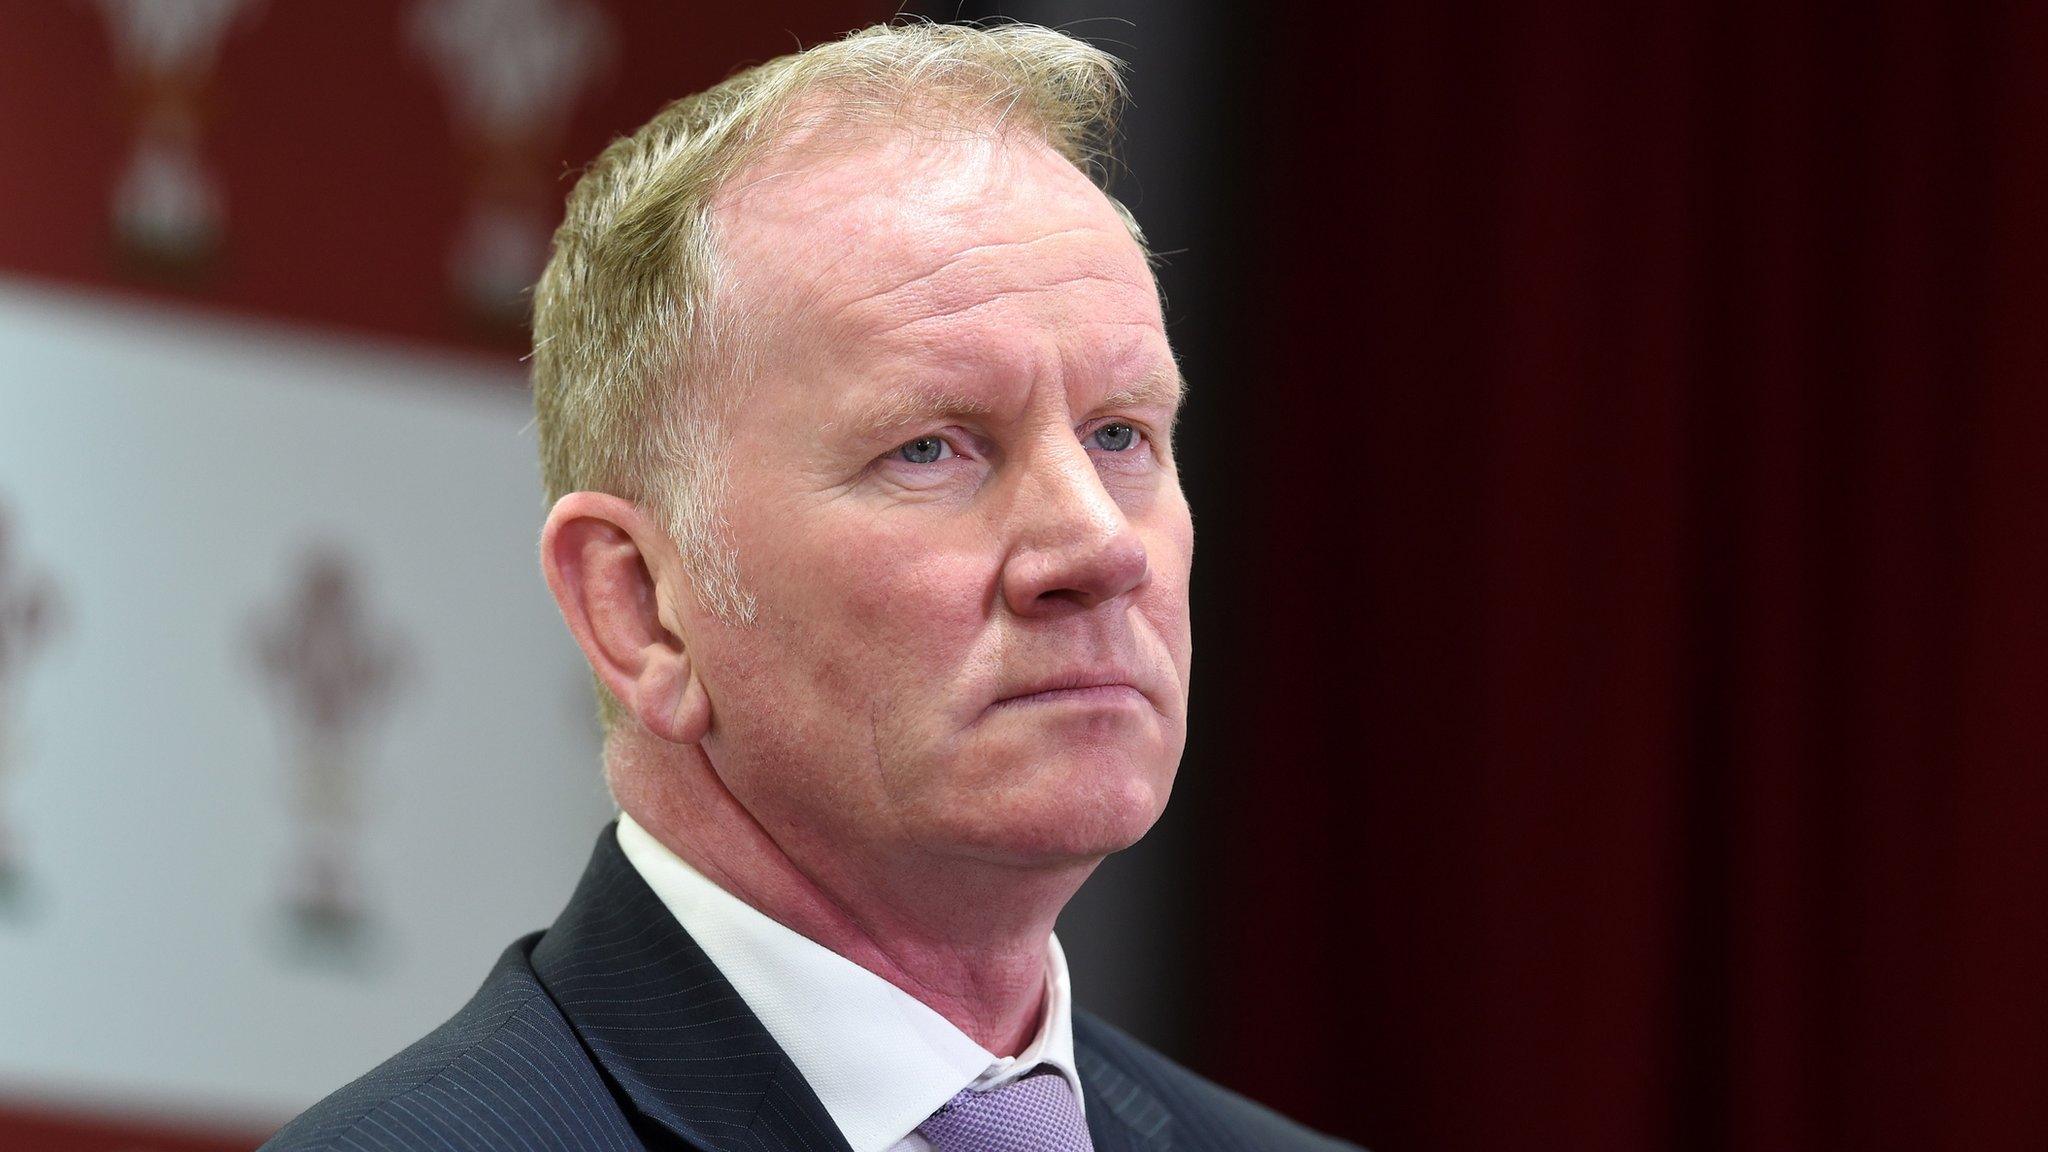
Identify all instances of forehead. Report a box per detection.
[709,123,1165,386]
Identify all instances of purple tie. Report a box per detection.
[916,1067,1095,1152]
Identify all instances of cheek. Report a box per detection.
[748,514,998,721]
[1145,496,1197,659]
[706,518,1001,829]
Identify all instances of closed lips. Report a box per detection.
[993,674,1144,706]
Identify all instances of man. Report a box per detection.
[263,21,1358,1152]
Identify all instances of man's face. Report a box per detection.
[679,126,1193,879]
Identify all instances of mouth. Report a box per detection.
[989,680,1148,710]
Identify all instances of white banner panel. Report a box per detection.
[0,278,615,1124]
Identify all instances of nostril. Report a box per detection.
[1004,529,1150,615]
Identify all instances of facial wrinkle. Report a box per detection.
[845,226,1101,303]
[821,225,1124,329]
[860,272,1149,340]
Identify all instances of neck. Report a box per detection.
[609,735,1092,1056]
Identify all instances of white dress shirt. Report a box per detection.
[614,812,1086,1152]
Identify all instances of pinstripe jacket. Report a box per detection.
[260,822,1362,1152]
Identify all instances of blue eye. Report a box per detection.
[1091,422,1140,451]
[897,436,953,464]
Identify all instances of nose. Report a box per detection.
[1000,440,1151,616]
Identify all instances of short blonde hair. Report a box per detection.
[531,19,1148,733]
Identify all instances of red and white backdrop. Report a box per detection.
[0,3,885,1148]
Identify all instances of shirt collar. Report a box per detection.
[615,812,1084,1152]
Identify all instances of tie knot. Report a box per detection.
[916,1068,1093,1152]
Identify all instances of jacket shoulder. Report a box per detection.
[1073,1008,1367,1152]
[259,934,638,1152]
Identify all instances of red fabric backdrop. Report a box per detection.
[0,0,887,355]
[1212,3,2047,1149]
[0,1102,272,1152]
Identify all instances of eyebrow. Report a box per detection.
[1100,364,1189,421]
[827,381,996,441]
[829,363,1188,443]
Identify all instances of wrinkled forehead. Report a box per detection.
[706,119,1156,357]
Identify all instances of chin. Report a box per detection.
[939,760,1175,867]
[914,717,1184,862]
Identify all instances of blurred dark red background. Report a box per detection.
[1207,4,2048,1150]
[4,1,2043,1150]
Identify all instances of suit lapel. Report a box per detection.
[530,822,854,1152]
[1077,1044,1174,1152]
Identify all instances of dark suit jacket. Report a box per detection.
[261,822,1361,1152]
